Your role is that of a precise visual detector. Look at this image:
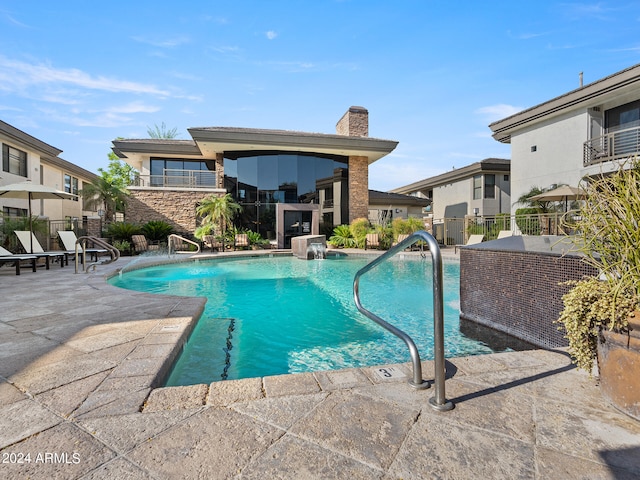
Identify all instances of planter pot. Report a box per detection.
[597,316,640,421]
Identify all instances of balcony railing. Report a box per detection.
[132,169,217,189]
[584,125,640,166]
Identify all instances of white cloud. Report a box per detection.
[104,101,160,114]
[474,103,523,121]
[131,35,190,48]
[266,30,278,40]
[0,56,170,96]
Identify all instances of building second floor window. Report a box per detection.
[64,174,79,201]
[3,206,27,218]
[2,144,27,177]
[473,175,482,200]
[484,174,496,199]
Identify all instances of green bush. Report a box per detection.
[328,224,356,248]
[246,230,268,247]
[348,218,370,248]
[142,220,174,242]
[105,222,141,242]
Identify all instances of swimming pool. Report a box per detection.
[110,254,508,385]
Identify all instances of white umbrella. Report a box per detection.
[0,180,77,252]
[529,185,586,211]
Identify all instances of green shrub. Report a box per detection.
[112,240,131,254]
[328,224,356,248]
[142,220,174,242]
[105,222,141,242]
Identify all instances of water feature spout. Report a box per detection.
[307,243,327,260]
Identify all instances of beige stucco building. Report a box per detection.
[390,158,511,220]
[490,63,640,205]
[0,120,99,226]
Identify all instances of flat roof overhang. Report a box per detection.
[188,127,398,164]
[489,63,640,144]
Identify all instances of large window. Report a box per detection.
[473,175,482,200]
[2,144,27,177]
[484,174,495,199]
[64,174,79,201]
[606,100,640,132]
[150,158,216,187]
[3,206,27,218]
[224,151,349,238]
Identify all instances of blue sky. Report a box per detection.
[1,1,640,191]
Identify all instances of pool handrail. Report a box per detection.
[168,234,201,255]
[75,236,120,273]
[353,230,454,411]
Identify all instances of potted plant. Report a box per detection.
[557,158,640,420]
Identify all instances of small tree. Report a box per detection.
[195,194,242,240]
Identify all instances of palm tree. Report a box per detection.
[195,194,242,240]
[80,176,129,222]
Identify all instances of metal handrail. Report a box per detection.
[353,230,454,411]
[168,234,201,255]
[74,236,120,273]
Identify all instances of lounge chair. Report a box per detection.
[14,231,68,268]
[203,235,224,252]
[497,230,514,239]
[455,234,485,253]
[234,234,249,250]
[364,233,380,250]
[0,246,38,275]
[58,231,107,261]
[131,235,160,254]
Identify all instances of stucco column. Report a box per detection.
[215,152,224,189]
[348,155,369,222]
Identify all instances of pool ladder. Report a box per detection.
[353,230,454,411]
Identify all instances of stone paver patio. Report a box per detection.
[1,252,639,479]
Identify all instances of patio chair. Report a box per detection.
[203,235,223,252]
[0,246,38,275]
[454,234,485,253]
[14,231,68,268]
[364,233,380,250]
[131,235,160,254]
[497,230,514,239]
[234,234,249,250]
[58,231,107,261]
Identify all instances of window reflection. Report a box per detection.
[224,152,349,237]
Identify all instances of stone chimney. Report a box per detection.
[336,106,368,137]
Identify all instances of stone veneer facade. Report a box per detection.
[336,106,369,137]
[126,189,224,234]
[348,156,369,222]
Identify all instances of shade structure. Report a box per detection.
[0,180,77,253]
[529,185,586,211]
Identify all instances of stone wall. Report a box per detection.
[460,245,598,348]
[336,106,368,137]
[126,188,224,234]
[348,155,369,222]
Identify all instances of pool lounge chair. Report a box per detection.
[234,234,249,250]
[203,235,224,252]
[0,246,38,275]
[14,231,68,268]
[497,230,514,239]
[455,234,485,253]
[364,233,380,250]
[131,235,160,254]
[58,230,107,261]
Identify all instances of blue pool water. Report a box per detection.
[109,255,501,385]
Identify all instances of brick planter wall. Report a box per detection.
[460,243,598,348]
[126,188,224,234]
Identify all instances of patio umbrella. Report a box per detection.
[0,180,77,253]
[529,185,586,211]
